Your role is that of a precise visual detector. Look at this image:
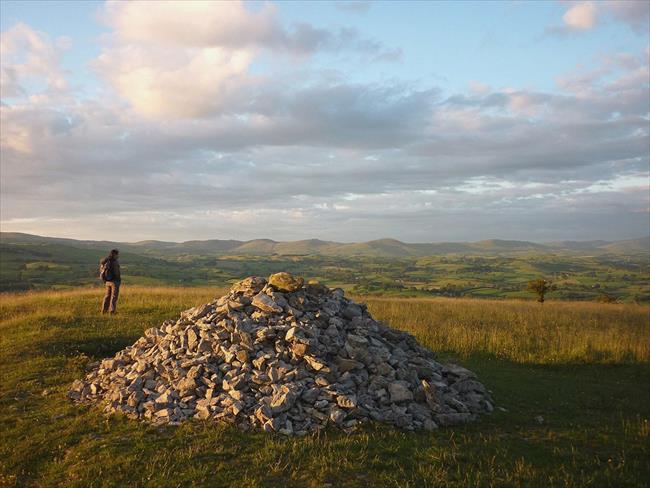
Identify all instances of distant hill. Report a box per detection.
[1,232,648,258]
[599,237,650,254]
[471,239,547,251]
[2,232,648,300]
[551,240,611,251]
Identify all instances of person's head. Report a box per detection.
[109,249,119,260]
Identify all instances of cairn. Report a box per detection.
[69,273,493,434]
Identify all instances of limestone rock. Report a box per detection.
[251,293,283,313]
[388,381,413,403]
[268,272,304,292]
[68,272,492,434]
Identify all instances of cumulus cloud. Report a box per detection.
[0,23,70,99]
[604,0,650,33]
[94,0,399,118]
[1,3,648,242]
[102,0,278,48]
[549,0,650,35]
[563,1,598,30]
[3,43,647,240]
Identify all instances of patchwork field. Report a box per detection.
[1,286,648,487]
[2,233,649,303]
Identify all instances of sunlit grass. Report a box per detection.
[1,286,649,486]
[361,296,650,364]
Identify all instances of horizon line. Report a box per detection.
[2,231,649,247]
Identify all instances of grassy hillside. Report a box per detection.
[1,287,648,486]
[2,234,649,302]
[3,232,648,258]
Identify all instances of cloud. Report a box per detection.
[0,23,70,99]
[548,0,649,36]
[3,43,647,240]
[102,0,278,48]
[563,1,598,30]
[1,7,648,242]
[604,0,650,33]
[94,43,255,118]
[95,0,399,119]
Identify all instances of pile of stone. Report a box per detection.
[69,272,493,434]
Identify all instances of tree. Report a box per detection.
[527,279,555,304]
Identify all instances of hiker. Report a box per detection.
[100,249,121,314]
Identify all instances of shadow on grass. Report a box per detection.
[35,333,140,360]
[3,347,649,487]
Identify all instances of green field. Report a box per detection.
[1,287,648,487]
[1,233,649,302]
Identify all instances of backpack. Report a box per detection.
[99,258,113,282]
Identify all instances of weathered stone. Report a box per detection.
[444,364,477,379]
[291,343,308,357]
[337,357,362,373]
[251,293,283,313]
[155,408,171,418]
[337,394,358,409]
[268,272,304,292]
[285,327,298,342]
[342,304,362,320]
[231,276,267,295]
[301,388,320,402]
[330,407,347,424]
[388,382,413,403]
[304,355,327,371]
[346,333,368,346]
[421,380,441,412]
[238,331,253,350]
[187,328,199,349]
[268,366,281,382]
[197,339,212,353]
[305,282,329,296]
[254,405,272,423]
[451,379,486,394]
[155,392,172,404]
[269,387,300,414]
[68,272,492,435]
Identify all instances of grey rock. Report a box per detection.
[251,293,283,313]
[67,272,492,435]
[388,382,413,403]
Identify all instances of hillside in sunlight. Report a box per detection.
[2,233,649,303]
[1,287,648,486]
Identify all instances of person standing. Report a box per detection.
[100,249,121,314]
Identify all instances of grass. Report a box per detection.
[362,296,650,364]
[1,286,649,487]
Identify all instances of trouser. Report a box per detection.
[102,281,120,313]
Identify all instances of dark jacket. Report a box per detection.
[101,257,121,282]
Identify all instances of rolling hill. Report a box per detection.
[2,232,647,258]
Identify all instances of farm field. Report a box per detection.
[2,233,649,303]
[1,286,648,487]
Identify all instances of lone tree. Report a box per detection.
[527,279,555,304]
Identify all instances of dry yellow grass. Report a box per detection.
[1,285,649,486]
[361,296,650,364]
[2,286,648,364]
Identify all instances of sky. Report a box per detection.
[0,0,649,243]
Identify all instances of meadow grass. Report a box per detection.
[362,296,650,364]
[1,286,649,487]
